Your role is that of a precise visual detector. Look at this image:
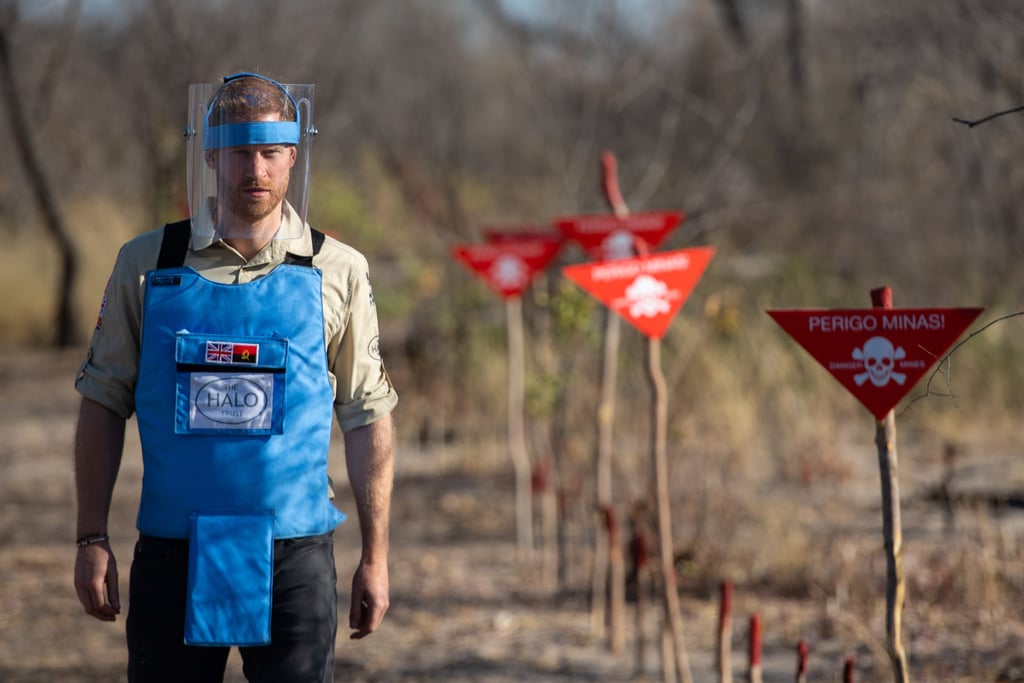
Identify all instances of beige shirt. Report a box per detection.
[76,209,398,433]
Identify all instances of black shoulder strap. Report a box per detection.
[156,219,192,269]
[156,222,323,270]
[284,228,327,267]
[157,221,326,269]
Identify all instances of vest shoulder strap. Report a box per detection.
[284,228,326,267]
[156,219,192,269]
[156,221,327,269]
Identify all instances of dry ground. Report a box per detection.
[2,349,1024,682]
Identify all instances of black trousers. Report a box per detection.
[126,532,338,683]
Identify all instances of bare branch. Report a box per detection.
[899,311,1024,415]
[33,0,82,122]
[952,105,1024,128]
[714,0,748,51]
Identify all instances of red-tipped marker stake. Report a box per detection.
[796,639,808,683]
[748,614,762,683]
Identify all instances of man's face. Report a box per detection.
[206,114,297,224]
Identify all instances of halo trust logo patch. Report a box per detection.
[194,377,269,425]
[188,370,276,430]
[368,336,381,361]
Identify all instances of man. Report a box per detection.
[73,72,397,683]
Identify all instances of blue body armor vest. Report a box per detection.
[134,225,345,540]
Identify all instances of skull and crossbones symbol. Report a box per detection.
[852,336,906,387]
[602,230,636,260]
[490,254,528,290]
[623,274,672,318]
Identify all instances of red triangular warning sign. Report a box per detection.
[452,237,564,299]
[767,307,984,420]
[483,226,564,245]
[563,247,714,339]
[554,211,684,261]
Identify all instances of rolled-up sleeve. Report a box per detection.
[321,243,398,432]
[74,234,154,419]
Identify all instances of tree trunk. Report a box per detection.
[0,9,80,347]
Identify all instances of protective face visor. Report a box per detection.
[185,72,315,241]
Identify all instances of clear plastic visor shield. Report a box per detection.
[185,79,314,240]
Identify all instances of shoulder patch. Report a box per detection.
[95,278,111,330]
[366,272,375,307]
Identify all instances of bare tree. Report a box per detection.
[0,0,80,347]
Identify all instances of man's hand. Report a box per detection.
[349,559,389,639]
[73,398,125,622]
[74,542,121,621]
[344,417,393,639]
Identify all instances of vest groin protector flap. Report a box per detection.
[185,511,274,646]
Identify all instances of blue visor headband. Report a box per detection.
[202,72,301,151]
[203,121,299,150]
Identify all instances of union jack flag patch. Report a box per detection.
[206,341,234,364]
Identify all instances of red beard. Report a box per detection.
[226,175,289,223]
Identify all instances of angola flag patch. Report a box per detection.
[205,341,259,365]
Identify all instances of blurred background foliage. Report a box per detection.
[3,0,1024,589]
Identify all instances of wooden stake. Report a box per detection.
[632,508,652,677]
[718,581,734,683]
[599,149,691,681]
[506,296,534,560]
[747,614,763,683]
[870,286,910,683]
[649,336,693,683]
[796,639,808,683]
[606,504,626,653]
[591,154,626,651]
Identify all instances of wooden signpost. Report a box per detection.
[555,153,686,654]
[562,154,711,683]
[452,234,564,561]
[768,292,983,683]
[482,226,565,586]
[563,244,713,683]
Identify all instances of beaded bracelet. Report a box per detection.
[76,533,110,548]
